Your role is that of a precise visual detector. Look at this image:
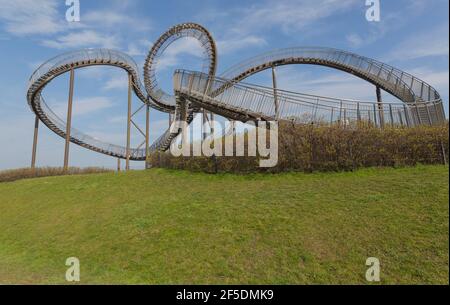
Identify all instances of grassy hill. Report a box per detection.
[0,165,448,284]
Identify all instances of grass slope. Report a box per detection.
[0,166,448,284]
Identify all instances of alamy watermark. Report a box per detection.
[169,120,279,168]
[365,257,381,282]
[366,0,381,22]
[65,257,80,282]
[66,0,80,23]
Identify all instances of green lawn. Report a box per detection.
[0,165,448,284]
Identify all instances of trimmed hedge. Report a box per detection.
[148,123,449,174]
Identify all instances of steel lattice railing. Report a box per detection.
[27,49,158,160]
[27,41,447,159]
[219,47,442,107]
[174,70,446,127]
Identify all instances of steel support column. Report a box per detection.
[376,86,385,127]
[31,115,39,169]
[126,74,132,171]
[426,105,433,126]
[271,66,280,120]
[202,110,207,141]
[210,112,214,135]
[63,68,75,172]
[415,104,422,126]
[145,105,150,169]
[356,102,361,124]
[389,104,394,127]
[404,105,411,127]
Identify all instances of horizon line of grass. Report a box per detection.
[0,167,113,183]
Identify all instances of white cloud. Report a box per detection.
[230,0,359,35]
[52,97,114,117]
[346,28,385,48]
[82,10,151,32]
[165,38,204,57]
[0,0,151,55]
[156,38,204,71]
[217,36,267,55]
[345,10,403,48]
[41,30,120,49]
[103,74,129,91]
[344,0,443,49]
[197,0,358,55]
[0,0,63,35]
[126,43,146,57]
[345,33,364,48]
[272,66,380,102]
[125,39,153,57]
[150,34,265,71]
[387,24,449,61]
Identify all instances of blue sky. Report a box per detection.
[0,0,448,170]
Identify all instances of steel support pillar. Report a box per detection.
[376,86,385,127]
[31,115,39,169]
[271,66,280,120]
[126,74,132,171]
[389,104,394,127]
[63,68,75,172]
[180,98,188,147]
[202,109,212,140]
[210,112,214,135]
[145,104,150,169]
[356,102,361,124]
[404,105,411,127]
[202,110,206,141]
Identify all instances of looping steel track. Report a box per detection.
[144,22,217,111]
[27,24,446,161]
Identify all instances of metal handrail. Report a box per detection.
[27,49,158,160]
[219,47,442,105]
[175,70,446,127]
[27,43,446,160]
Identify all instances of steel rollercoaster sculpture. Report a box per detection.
[27,23,446,170]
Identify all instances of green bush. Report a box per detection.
[148,123,449,174]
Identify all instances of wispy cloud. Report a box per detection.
[82,10,151,32]
[345,0,448,49]
[229,0,359,35]
[0,0,152,52]
[273,66,379,102]
[103,74,129,91]
[387,24,449,61]
[125,39,153,56]
[156,38,204,71]
[217,36,267,55]
[41,30,120,49]
[52,97,114,117]
[198,0,358,54]
[345,8,404,48]
[0,0,63,35]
